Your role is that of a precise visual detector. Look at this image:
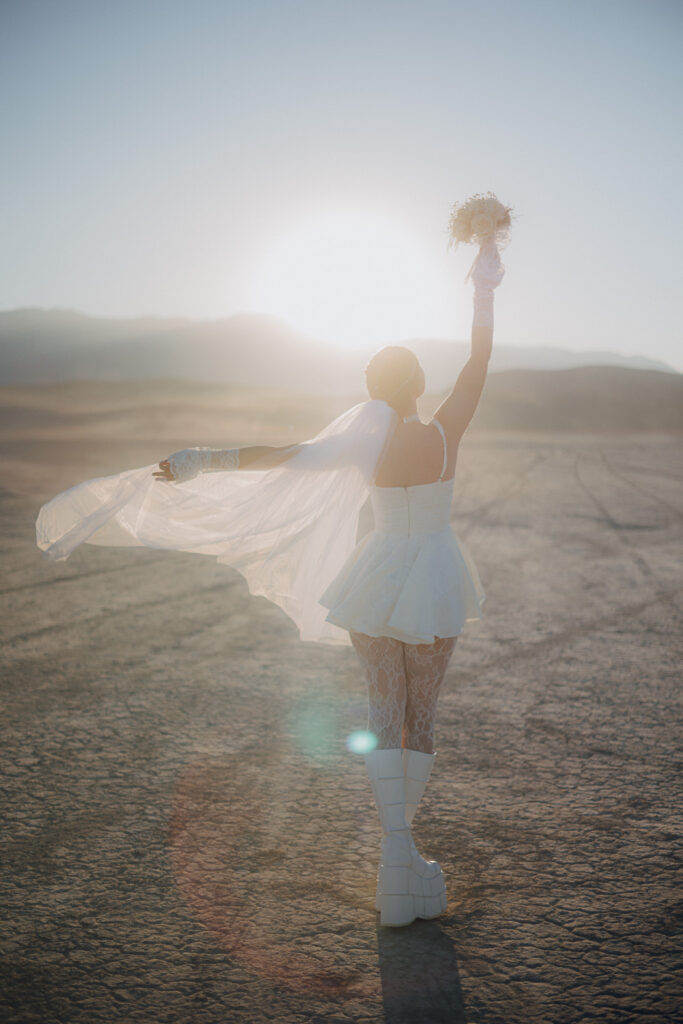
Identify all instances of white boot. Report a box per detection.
[373,747,447,913]
[403,748,444,878]
[365,748,447,926]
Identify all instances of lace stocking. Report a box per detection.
[350,633,407,749]
[403,637,457,753]
[350,632,458,753]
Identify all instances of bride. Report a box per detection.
[37,223,506,928]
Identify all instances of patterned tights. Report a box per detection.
[349,632,458,753]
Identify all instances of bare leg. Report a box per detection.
[349,632,407,750]
[403,636,458,753]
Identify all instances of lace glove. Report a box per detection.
[466,237,505,329]
[166,446,240,484]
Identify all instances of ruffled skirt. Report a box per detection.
[318,526,485,644]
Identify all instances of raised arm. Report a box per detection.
[433,237,504,442]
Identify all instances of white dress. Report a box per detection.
[318,418,486,644]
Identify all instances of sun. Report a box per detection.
[247,209,444,349]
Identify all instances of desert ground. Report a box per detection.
[1,382,682,1023]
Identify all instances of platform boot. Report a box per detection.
[402,748,447,914]
[364,748,447,926]
[371,747,447,916]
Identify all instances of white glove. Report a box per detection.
[467,238,505,329]
[166,447,240,484]
[468,237,505,289]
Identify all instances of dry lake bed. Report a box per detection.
[1,423,682,1023]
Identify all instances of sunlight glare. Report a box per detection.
[248,210,443,349]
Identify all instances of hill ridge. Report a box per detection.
[0,307,676,390]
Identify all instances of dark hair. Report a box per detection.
[365,346,422,410]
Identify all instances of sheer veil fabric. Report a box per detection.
[35,399,399,646]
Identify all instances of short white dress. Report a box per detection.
[319,418,486,644]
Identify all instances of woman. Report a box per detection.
[158,237,504,927]
[324,239,504,926]
[36,236,505,929]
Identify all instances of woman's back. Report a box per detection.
[369,477,454,536]
[372,416,456,488]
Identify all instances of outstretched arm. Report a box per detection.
[154,442,302,483]
[227,443,302,470]
[433,238,504,441]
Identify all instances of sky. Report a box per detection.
[1,0,682,368]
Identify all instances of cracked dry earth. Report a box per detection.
[1,432,682,1024]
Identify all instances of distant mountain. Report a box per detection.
[0,307,676,391]
[405,336,676,378]
[0,307,344,391]
[470,366,683,433]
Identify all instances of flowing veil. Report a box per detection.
[36,398,399,646]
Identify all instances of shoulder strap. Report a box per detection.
[431,418,448,480]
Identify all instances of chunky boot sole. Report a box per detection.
[375,855,446,911]
[364,748,448,927]
[376,879,448,926]
[378,893,417,927]
[376,897,413,929]
[376,862,448,916]
[409,870,448,919]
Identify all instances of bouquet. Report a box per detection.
[447,191,514,287]
[446,191,513,252]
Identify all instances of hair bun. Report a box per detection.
[365,346,422,405]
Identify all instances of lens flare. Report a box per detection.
[286,695,339,767]
[345,729,378,754]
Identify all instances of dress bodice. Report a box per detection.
[369,478,455,536]
[319,418,484,643]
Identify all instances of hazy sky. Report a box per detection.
[2,0,682,367]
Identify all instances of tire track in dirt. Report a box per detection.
[597,449,683,522]
[572,451,668,588]
[0,555,164,596]
[0,578,239,648]
[456,449,557,539]
[453,584,682,685]
[600,461,683,485]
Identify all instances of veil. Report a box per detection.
[35,398,399,646]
